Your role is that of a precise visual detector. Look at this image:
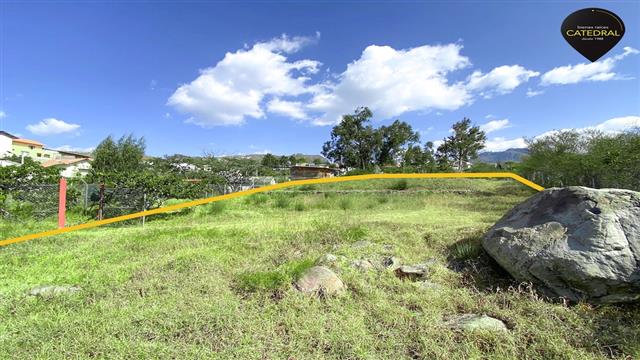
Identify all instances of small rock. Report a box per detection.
[316,253,338,265]
[351,241,373,248]
[350,259,373,271]
[395,264,429,280]
[445,314,508,332]
[381,256,401,270]
[28,285,81,297]
[294,266,345,296]
[413,280,442,291]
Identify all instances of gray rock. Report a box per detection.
[28,285,81,297]
[381,256,402,271]
[395,264,429,280]
[350,259,373,271]
[294,266,345,296]
[445,314,508,332]
[316,253,338,265]
[351,241,373,248]
[482,187,640,304]
[413,280,443,291]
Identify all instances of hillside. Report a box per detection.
[0,179,637,359]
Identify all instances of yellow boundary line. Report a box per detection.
[0,172,543,247]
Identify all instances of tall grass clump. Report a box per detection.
[388,179,408,191]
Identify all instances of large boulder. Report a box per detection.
[482,187,640,304]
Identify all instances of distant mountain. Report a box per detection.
[475,148,528,163]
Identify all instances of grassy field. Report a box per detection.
[0,178,638,359]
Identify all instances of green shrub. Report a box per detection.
[388,179,408,191]
[294,202,306,211]
[450,237,482,260]
[196,201,225,216]
[237,271,287,292]
[297,184,317,191]
[274,195,290,209]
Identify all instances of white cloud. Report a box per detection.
[307,43,473,125]
[168,33,321,127]
[266,98,307,120]
[526,88,544,97]
[483,137,527,152]
[466,65,539,98]
[536,115,640,138]
[480,119,510,133]
[54,145,95,153]
[0,110,6,119]
[26,118,80,136]
[540,47,639,86]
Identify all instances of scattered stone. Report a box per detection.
[294,266,345,296]
[28,285,81,297]
[482,187,640,304]
[316,253,338,265]
[382,244,395,253]
[350,259,373,271]
[395,264,429,280]
[381,256,402,271]
[351,241,373,249]
[413,280,443,291]
[445,314,508,332]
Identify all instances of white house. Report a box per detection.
[42,158,92,178]
[0,131,17,158]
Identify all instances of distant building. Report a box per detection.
[290,165,338,180]
[42,158,92,178]
[0,131,18,158]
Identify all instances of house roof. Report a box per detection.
[0,131,19,139]
[13,138,44,147]
[290,165,336,172]
[42,158,90,168]
[50,149,92,158]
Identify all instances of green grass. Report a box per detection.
[0,178,638,359]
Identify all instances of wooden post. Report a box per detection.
[58,178,67,228]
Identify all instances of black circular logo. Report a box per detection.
[561,8,625,62]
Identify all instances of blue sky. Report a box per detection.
[1,1,639,156]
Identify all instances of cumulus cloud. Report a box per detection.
[483,137,527,152]
[536,115,640,138]
[26,118,80,136]
[266,98,307,120]
[167,33,320,127]
[540,47,639,86]
[466,65,539,98]
[307,44,473,125]
[480,119,510,134]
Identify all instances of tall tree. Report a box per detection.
[91,134,146,176]
[377,120,420,165]
[436,118,486,171]
[261,153,279,168]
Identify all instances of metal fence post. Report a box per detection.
[58,178,67,228]
[98,184,105,220]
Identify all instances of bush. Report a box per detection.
[388,179,408,190]
[273,195,290,209]
[196,201,225,216]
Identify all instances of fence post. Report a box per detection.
[98,184,105,220]
[58,178,67,228]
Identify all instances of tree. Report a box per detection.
[322,107,419,169]
[377,120,420,165]
[91,134,146,177]
[436,118,486,171]
[261,153,279,168]
[402,141,436,171]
